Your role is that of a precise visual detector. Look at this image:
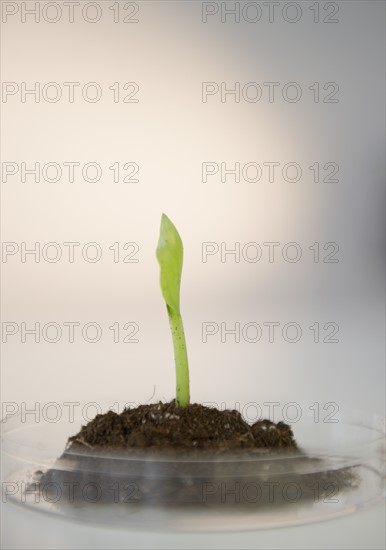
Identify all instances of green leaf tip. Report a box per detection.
[156,213,184,313]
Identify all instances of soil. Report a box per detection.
[67,401,298,454]
[35,401,359,508]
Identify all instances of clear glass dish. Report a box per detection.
[1,403,385,531]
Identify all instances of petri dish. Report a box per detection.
[1,403,385,531]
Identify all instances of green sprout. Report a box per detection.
[156,213,190,407]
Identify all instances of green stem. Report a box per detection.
[167,305,190,407]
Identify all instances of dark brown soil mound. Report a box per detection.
[34,401,358,508]
[67,401,298,454]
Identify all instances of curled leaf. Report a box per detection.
[156,213,183,313]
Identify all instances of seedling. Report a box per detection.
[33,214,359,525]
[156,213,190,407]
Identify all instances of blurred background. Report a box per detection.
[1,1,384,422]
